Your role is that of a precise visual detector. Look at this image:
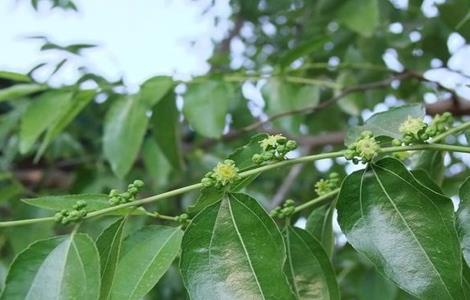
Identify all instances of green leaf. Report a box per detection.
[151,92,184,169]
[228,133,267,170]
[345,104,425,145]
[284,226,340,300]
[357,269,399,300]
[0,71,31,83]
[457,177,470,268]
[337,157,464,299]
[36,89,95,159]
[0,84,46,103]
[1,233,100,300]
[183,80,231,138]
[262,78,320,133]
[438,0,470,40]
[186,188,224,217]
[278,37,328,68]
[96,218,127,300]
[180,193,295,300]
[305,201,336,257]
[111,225,183,300]
[142,137,171,189]
[19,90,74,153]
[337,0,379,37]
[414,150,445,185]
[138,76,173,107]
[103,96,149,178]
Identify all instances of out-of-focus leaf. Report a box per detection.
[151,92,184,169]
[1,233,100,300]
[0,71,31,83]
[180,193,295,300]
[183,80,231,138]
[96,218,127,300]
[142,137,171,190]
[0,84,47,103]
[279,37,328,68]
[103,96,148,178]
[262,78,320,133]
[36,89,95,159]
[138,76,173,107]
[337,0,379,37]
[337,157,464,299]
[284,226,340,300]
[438,0,470,40]
[228,133,267,170]
[111,225,183,300]
[19,90,74,154]
[345,104,425,145]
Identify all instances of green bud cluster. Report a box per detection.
[175,213,189,224]
[252,134,297,165]
[396,113,453,145]
[344,131,381,163]
[108,179,144,206]
[54,200,87,225]
[201,159,240,188]
[270,199,296,219]
[314,172,340,196]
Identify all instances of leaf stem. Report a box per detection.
[430,121,470,143]
[293,189,340,214]
[0,142,468,228]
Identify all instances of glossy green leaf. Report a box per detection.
[345,104,425,145]
[1,233,100,300]
[180,193,295,300]
[337,0,379,37]
[19,90,74,153]
[337,157,464,299]
[284,226,340,300]
[96,218,127,300]
[186,187,224,217]
[358,269,399,300]
[414,150,445,185]
[103,96,148,178]
[183,80,231,138]
[305,201,335,257]
[36,89,96,159]
[457,177,470,268]
[0,84,46,103]
[151,92,184,169]
[262,78,320,132]
[138,75,173,107]
[111,225,183,300]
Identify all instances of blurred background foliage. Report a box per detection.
[1,0,470,298]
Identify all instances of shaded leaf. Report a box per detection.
[337,0,379,37]
[142,137,171,190]
[337,157,463,299]
[414,150,445,185]
[96,218,127,300]
[457,177,470,268]
[305,201,335,257]
[111,225,183,300]
[1,233,100,300]
[284,226,340,300]
[180,193,295,300]
[138,76,173,107]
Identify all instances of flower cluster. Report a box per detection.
[314,172,340,196]
[54,200,87,225]
[175,213,189,224]
[252,134,297,165]
[396,113,453,145]
[108,180,144,206]
[270,199,296,219]
[345,131,381,163]
[201,159,240,188]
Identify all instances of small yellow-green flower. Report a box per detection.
[399,116,426,136]
[212,160,240,186]
[314,179,331,196]
[355,135,380,161]
[259,134,286,151]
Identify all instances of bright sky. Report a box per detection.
[0,0,231,88]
